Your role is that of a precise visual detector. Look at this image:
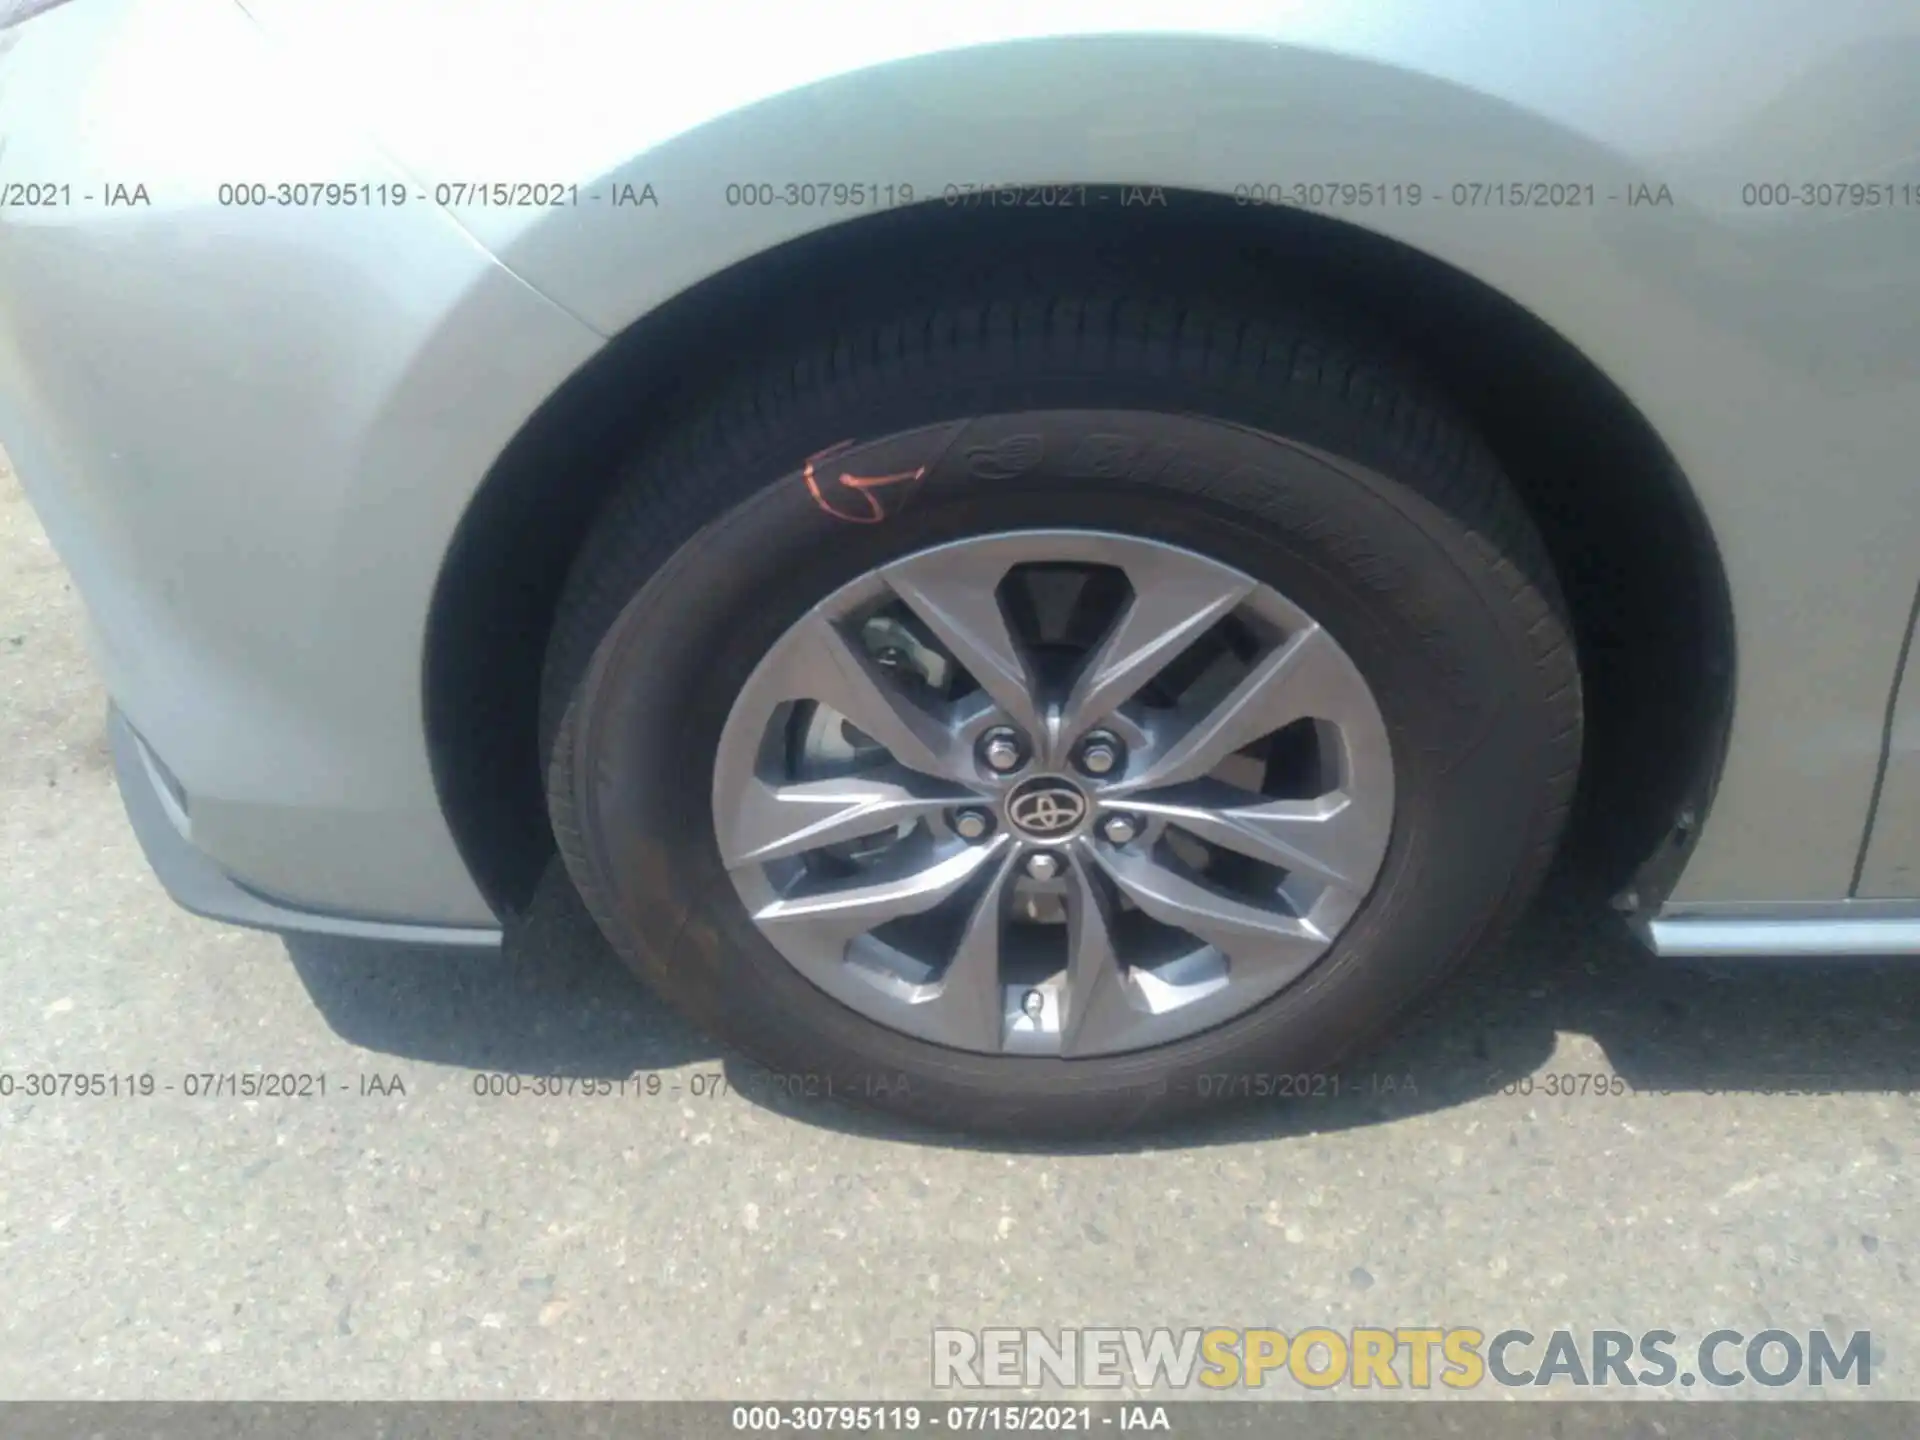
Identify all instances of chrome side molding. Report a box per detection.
[1640,901,1920,957]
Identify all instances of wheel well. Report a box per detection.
[424,190,1735,918]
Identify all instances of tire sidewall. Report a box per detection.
[564,404,1559,1132]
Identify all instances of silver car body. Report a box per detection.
[1,0,1917,953]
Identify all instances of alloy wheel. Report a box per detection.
[709,530,1395,1057]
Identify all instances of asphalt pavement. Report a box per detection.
[2,454,1916,1401]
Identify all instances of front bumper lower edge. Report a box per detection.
[109,706,503,951]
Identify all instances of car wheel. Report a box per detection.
[541,282,1581,1137]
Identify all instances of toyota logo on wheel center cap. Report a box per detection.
[1005,777,1091,839]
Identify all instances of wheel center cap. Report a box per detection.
[1004,775,1091,840]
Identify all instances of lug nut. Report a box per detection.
[1024,851,1062,881]
[1100,814,1139,846]
[952,808,992,841]
[1078,731,1123,776]
[980,727,1024,774]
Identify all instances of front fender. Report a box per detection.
[219,3,1920,902]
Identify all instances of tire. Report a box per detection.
[541,278,1581,1138]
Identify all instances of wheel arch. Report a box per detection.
[423,193,1736,921]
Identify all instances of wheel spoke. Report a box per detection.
[1087,841,1329,980]
[1115,624,1373,792]
[1059,555,1252,752]
[910,848,1018,1051]
[881,548,1044,739]
[775,610,965,780]
[719,766,973,868]
[1115,786,1388,894]
[753,835,1009,943]
[1060,844,1148,1057]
